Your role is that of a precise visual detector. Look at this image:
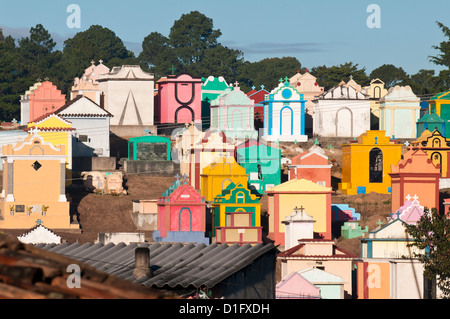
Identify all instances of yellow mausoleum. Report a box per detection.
[0,132,79,230]
[338,130,402,195]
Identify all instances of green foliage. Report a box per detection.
[237,57,301,92]
[430,21,450,69]
[310,62,369,91]
[404,208,450,298]
[369,64,408,88]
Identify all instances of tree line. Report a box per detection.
[0,11,449,121]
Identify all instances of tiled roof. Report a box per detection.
[36,241,277,290]
[0,234,170,299]
[25,126,76,132]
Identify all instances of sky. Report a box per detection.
[0,0,449,76]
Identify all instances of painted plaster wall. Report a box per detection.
[267,192,331,244]
[98,66,154,126]
[281,260,353,298]
[157,74,202,124]
[313,100,371,137]
[65,117,110,157]
[262,80,307,142]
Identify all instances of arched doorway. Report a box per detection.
[369,147,383,183]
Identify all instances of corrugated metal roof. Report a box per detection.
[0,234,170,299]
[36,241,276,290]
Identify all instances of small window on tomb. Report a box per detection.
[369,148,383,183]
[78,135,88,142]
[32,161,42,171]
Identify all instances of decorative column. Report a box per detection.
[59,160,67,202]
[6,159,14,202]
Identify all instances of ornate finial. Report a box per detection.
[284,76,289,83]
[234,81,239,88]
[44,77,49,81]
[349,75,353,80]
[35,219,44,225]
[91,60,95,65]
[99,59,103,64]
[252,85,256,90]
[260,84,265,90]
[279,78,284,83]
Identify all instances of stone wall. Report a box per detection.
[123,160,180,176]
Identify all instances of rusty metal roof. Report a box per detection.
[0,234,171,299]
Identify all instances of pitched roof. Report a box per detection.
[0,233,169,299]
[36,241,276,290]
[265,179,333,193]
[55,95,113,118]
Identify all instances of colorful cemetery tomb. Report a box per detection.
[355,258,429,299]
[391,194,425,225]
[209,82,258,141]
[172,123,205,182]
[17,224,62,245]
[313,76,371,138]
[389,147,440,217]
[410,128,450,178]
[131,199,158,231]
[98,65,155,126]
[356,215,429,299]
[266,179,333,245]
[246,85,270,130]
[20,80,66,124]
[297,268,344,299]
[379,85,421,138]
[125,135,173,175]
[55,95,113,157]
[200,156,248,202]
[282,206,315,250]
[360,79,388,130]
[155,74,203,128]
[331,204,360,222]
[152,175,208,245]
[26,113,75,185]
[341,221,368,239]
[70,60,110,104]
[332,203,361,238]
[427,89,450,136]
[261,77,308,142]
[213,182,262,245]
[185,130,236,190]
[80,171,127,195]
[236,139,281,194]
[338,130,402,195]
[0,132,79,230]
[201,76,231,130]
[277,238,355,298]
[0,130,28,170]
[288,145,331,187]
[289,69,324,135]
[276,271,321,299]
[416,113,445,138]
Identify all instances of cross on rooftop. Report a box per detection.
[313,138,319,145]
[294,205,304,213]
[234,81,239,87]
[170,65,176,75]
[404,141,410,147]
[99,59,103,64]
[406,194,412,201]
[376,219,383,227]
[35,219,43,225]
[260,84,265,90]
[413,194,419,201]
[144,127,151,135]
